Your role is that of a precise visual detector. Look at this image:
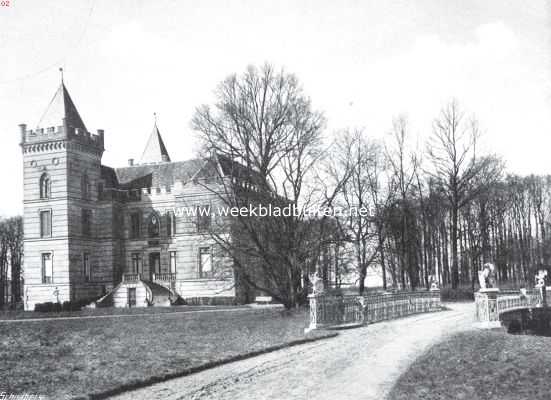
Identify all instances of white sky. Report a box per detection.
[0,0,550,216]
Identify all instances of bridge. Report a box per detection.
[475,288,547,327]
[305,290,442,331]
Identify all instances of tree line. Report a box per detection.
[192,63,549,307]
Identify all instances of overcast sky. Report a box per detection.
[1,0,550,216]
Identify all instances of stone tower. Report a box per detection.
[20,80,109,310]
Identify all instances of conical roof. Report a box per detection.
[37,82,87,132]
[140,123,171,164]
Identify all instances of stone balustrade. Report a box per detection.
[122,273,141,282]
[152,273,176,282]
[306,290,442,332]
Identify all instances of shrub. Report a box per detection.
[184,296,236,306]
[440,287,474,302]
[34,296,102,313]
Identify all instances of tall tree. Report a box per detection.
[192,63,325,308]
[427,100,503,288]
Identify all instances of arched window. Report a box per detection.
[148,213,160,237]
[39,173,51,199]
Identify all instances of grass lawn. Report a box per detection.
[0,307,332,399]
[389,329,551,400]
[0,304,245,320]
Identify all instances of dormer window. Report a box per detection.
[40,173,51,199]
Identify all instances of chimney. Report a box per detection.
[128,159,134,166]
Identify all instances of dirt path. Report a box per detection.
[109,303,473,400]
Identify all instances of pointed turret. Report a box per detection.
[140,115,171,164]
[19,71,104,153]
[36,81,87,133]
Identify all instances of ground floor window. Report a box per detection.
[42,252,53,283]
[199,247,212,278]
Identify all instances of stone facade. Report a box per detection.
[20,82,249,310]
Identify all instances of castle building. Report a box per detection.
[20,80,250,310]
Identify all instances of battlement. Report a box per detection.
[19,123,104,149]
[99,184,181,203]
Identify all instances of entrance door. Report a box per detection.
[128,288,136,307]
[149,252,161,281]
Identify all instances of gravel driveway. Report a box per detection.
[109,303,473,400]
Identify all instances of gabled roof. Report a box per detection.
[36,82,87,131]
[140,123,171,164]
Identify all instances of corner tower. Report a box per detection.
[20,78,108,310]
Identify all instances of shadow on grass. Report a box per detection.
[85,332,337,400]
[388,329,551,400]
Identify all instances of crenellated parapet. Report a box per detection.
[19,123,104,155]
[99,184,180,203]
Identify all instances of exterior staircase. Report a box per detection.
[92,275,184,308]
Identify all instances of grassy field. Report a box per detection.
[389,329,551,400]
[0,307,332,399]
[0,304,245,320]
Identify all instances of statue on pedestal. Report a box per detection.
[429,275,439,290]
[312,271,325,295]
[535,270,548,288]
[478,263,496,290]
[535,269,548,308]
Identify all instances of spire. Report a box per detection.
[36,74,87,133]
[139,114,171,164]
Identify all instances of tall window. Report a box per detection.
[97,183,104,200]
[130,212,141,238]
[196,205,211,233]
[166,211,176,237]
[40,210,51,238]
[199,247,212,278]
[83,253,91,282]
[39,173,51,199]
[169,251,177,274]
[81,209,92,236]
[42,252,53,283]
[131,253,143,275]
[148,213,160,237]
[81,173,91,200]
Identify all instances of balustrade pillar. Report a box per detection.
[475,288,501,328]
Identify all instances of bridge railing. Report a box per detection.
[306,290,441,331]
[475,289,543,325]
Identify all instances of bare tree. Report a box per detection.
[327,129,382,295]
[192,63,326,308]
[386,116,420,289]
[427,100,503,288]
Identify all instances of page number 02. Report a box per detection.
[1,1,9,6]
